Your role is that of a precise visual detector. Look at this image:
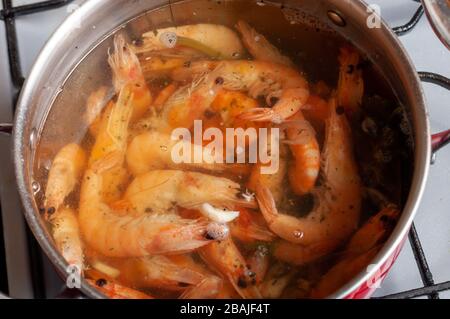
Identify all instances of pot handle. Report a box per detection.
[0,123,13,134]
[418,72,450,160]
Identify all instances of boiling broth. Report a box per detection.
[34,1,413,299]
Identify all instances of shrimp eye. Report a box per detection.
[134,38,144,47]
[336,106,345,115]
[47,207,56,216]
[204,109,215,119]
[270,96,280,106]
[95,278,108,287]
[346,65,355,74]
[237,276,248,288]
[380,214,396,229]
[215,77,224,85]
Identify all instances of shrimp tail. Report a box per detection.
[255,184,278,226]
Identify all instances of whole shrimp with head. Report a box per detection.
[79,152,218,258]
[114,168,256,216]
[169,59,310,125]
[199,237,262,299]
[134,24,245,59]
[126,130,249,177]
[236,20,320,195]
[109,34,153,122]
[44,143,87,272]
[256,99,362,253]
[169,20,309,124]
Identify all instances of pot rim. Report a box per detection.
[12,0,431,299]
[328,1,431,299]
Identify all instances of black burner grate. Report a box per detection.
[0,0,77,299]
[0,0,449,299]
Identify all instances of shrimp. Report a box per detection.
[247,244,271,285]
[210,90,260,127]
[234,20,319,192]
[255,99,362,246]
[311,247,379,298]
[89,84,134,164]
[160,76,223,129]
[235,20,294,67]
[50,207,84,272]
[211,61,309,124]
[217,281,242,299]
[284,111,321,195]
[248,144,288,204]
[170,60,310,124]
[118,169,255,216]
[88,84,135,203]
[311,206,400,297]
[85,86,112,137]
[140,55,190,81]
[345,205,400,256]
[337,46,364,115]
[272,239,337,266]
[87,279,153,299]
[44,143,86,213]
[108,34,152,122]
[126,131,228,176]
[112,254,219,296]
[230,208,275,243]
[78,152,214,257]
[153,83,178,111]
[180,276,223,299]
[135,24,245,59]
[199,238,262,299]
[44,143,86,271]
[302,94,330,134]
[259,262,296,299]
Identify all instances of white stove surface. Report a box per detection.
[0,0,449,299]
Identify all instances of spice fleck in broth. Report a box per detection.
[34,2,413,299]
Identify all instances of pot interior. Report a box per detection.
[16,0,429,298]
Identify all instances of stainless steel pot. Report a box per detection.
[7,0,448,298]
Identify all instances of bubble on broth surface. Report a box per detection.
[293,230,304,239]
[32,181,41,195]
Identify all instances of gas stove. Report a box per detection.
[0,0,449,299]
